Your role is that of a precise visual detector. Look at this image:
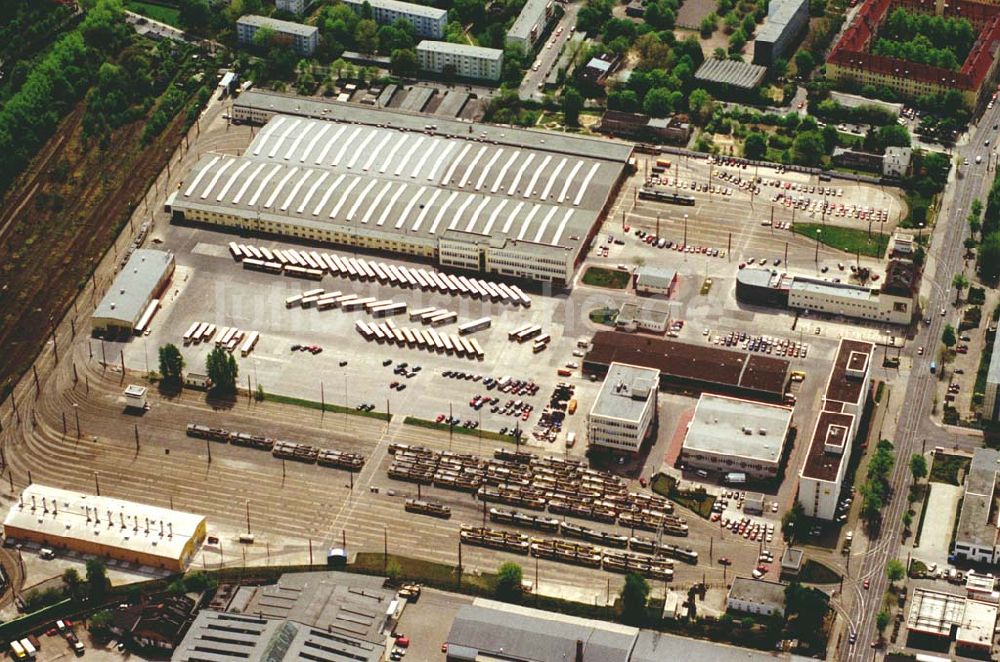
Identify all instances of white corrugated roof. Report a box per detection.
[3,485,204,564]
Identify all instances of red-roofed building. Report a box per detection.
[827,0,1000,109]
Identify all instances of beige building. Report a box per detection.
[3,485,206,572]
[587,363,660,453]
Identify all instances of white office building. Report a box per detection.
[416,41,504,82]
[587,363,660,453]
[341,0,447,39]
[236,15,319,55]
[679,394,793,480]
[797,339,874,519]
[984,334,1000,423]
[506,0,553,51]
[954,448,1000,564]
[276,0,305,14]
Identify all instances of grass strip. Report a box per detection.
[792,223,888,257]
[263,392,391,421]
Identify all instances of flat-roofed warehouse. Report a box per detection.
[91,249,175,337]
[167,91,632,287]
[3,485,206,571]
[583,330,790,402]
[679,394,794,480]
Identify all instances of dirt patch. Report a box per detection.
[677,0,719,29]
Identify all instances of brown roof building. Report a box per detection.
[583,331,789,402]
[798,339,874,519]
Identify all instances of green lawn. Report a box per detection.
[792,223,888,258]
[799,560,841,584]
[651,474,717,519]
[263,392,391,421]
[126,0,182,27]
[581,266,630,289]
[588,307,619,325]
[929,453,970,485]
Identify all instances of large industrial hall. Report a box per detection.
[166,91,633,286]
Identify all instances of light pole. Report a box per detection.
[73,404,81,438]
[815,228,822,266]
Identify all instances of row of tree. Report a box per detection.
[880,8,974,59]
[872,35,963,71]
[860,440,896,530]
[159,343,238,396]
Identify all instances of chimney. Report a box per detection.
[121,512,125,528]
[576,639,584,662]
[145,517,149,533]
[31,496,36,510]
[53,501,57,515]
[160,520,164,536]
[86,506,91,522]
[42,497,48,513]
[168,522,173,538]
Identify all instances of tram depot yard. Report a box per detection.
[55,85,922,601]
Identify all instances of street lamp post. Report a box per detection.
[815,229,822,266]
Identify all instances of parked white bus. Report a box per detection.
[458,336,476,356]
[356,320,374,340]
[372,303,407,318]
[343,296,376,311]
[370,323,386,342]
[458,317,491,335]
[442,334,454,353]
[365,299,395,311]
[219,327,238,347]
[468,337,485,359]
[245,245,263,260]
[301,296,320,308]
[336,293,359,305]
[511,285,531,307]
[430,311,458,327]
[134,299,159,335]
[260,247,275,261]
[201,323,217,342]
[300,251,320,270]
[508,324,534,341]
[410,307,436,321]
[229,242,243,260]
[240,331,260,356]
[302,288,324,299]
[285,294,304,308]
[191,322,209,344]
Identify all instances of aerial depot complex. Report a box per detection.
[168,90,630,286]
[10,0,1000,657]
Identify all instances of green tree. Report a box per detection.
[177,0,211,31]
[562,86,583,127]
[744,132,767,160]
[159,343,184,384]
[902,510,913,529]
[886,559,905,584]
[909,453,928,482]
[876,609,890,632]
[782,500,805,540]
[952,273,969,302]
[941,323,957,348]
[792,131,825,166]
[390,48,417,76]
[620,572,650,625]
[495,562,523,602]
[688,88,715,125]
[355,19,379,54]
[794,49,815,75]
[89,609,113,633]
[980,232,1000,282]
[206,346,239,396]
[386,558,403,582]
[784,582,828,643]
[86,559,109,599]
[62,568,82,598]
[642,87,674,117]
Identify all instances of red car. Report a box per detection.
[863,579,870,589]
[436,414,445,423]
[395,635,410,648]
[718,557,731,565]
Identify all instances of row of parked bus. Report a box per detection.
[356,320,485,360]
[229,242,531,306]
[185,423,365,471]
[182,323,259,356]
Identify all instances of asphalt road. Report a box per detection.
[843,105,1000,661]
